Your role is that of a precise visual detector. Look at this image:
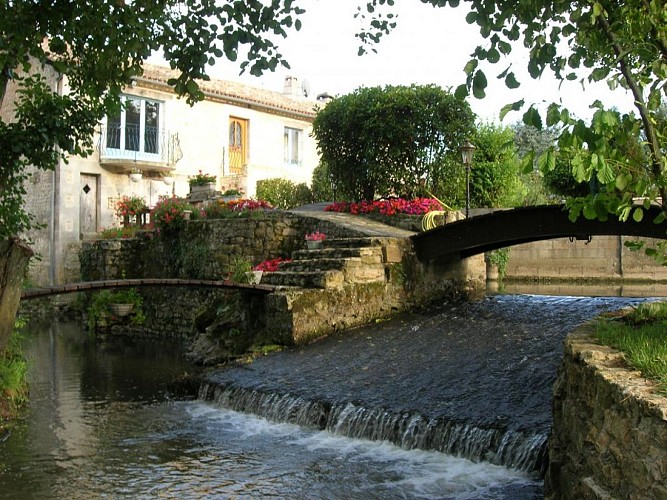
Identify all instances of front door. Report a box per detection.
[79,174,98,238]
[228,118,248,174]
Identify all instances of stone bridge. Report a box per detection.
[411,204,667,261]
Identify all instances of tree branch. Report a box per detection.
[596,7,666,207]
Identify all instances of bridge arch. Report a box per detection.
[411,205,667,261]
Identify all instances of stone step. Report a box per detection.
[324,237,387,249]
[292,246,384,262]
[279,258,348,272]
[260,270,345,289]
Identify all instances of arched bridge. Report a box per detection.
[20,278,275,300]
[412,204,667,261]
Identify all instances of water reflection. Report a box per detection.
[493,281,667,297]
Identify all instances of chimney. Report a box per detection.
[283,76,300,97]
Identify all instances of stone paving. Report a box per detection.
[289,204,417,238]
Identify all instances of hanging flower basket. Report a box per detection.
[109,303,134,317]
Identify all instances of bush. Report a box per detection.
[203,198,274,219]
[97,226,140,239]
[151,196,198,232]
[311,163,336,202]
[312,84,475,201]
[256,178,313,209]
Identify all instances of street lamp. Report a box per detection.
[459,139,476,218]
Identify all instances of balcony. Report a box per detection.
[98,124,182,171]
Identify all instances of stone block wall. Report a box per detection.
[506,236,667,282]
[78,213,485,356]
[80,213,374,282]
[546,328,667,499]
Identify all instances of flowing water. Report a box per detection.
[0,294,652,499]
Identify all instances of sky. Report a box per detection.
[202,0,635,124]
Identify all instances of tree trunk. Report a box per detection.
[0,239,33,353]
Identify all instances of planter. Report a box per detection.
[306,240,323,250]
[183,210,192,220]
[109,303,134,317]
[129,172,142,183]
[190,183,215,196]
[247,271,263,284]
[222,195,241,203]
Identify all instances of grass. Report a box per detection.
[596,301,667,395]
[0,318,29,432]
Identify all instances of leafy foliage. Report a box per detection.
[312,85,474,201]
[359,0,667,244]
[469,124,524,208]
[86,288,145,331]
[1,0,305,238]
[256,178,313,209]
[151,196,198,232]
[310,163,336,202]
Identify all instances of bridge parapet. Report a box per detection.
[412,204,667,261]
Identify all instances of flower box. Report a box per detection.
[246,271,263,284]
[190,182,215,196]
[109,303,134,317]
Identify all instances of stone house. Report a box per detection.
[2,63,320,286]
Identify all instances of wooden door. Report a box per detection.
[79,174,98,238]
[228,118,247,174]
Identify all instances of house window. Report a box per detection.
[284,127,301,166]
[106,96,161,158]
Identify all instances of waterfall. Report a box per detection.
[199,382,547,474]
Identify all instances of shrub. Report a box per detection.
[151,195,198,232]
[97,226,140,239]
[204,198,274,219]
[311,162,337,202]
[115,195,148,220]
[256,178,313,209]
[312,85,474,201]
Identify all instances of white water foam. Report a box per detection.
[187,402,539,499]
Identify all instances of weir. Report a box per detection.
[199,382,547,473]
[196,294,649,482]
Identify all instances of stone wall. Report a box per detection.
[506,236,667,282]
[80,213,375,281]
[79,213,484,361]
[546,328,667,499]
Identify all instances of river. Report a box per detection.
[0,293,651,499]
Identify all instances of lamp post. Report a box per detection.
[459,139,476,218]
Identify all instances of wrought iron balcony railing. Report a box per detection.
[98,124,182,167]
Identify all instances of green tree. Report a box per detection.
[0,0,304,239]
[359,0,667,225]
[469,124,523,208]
[312,84,474,201]
[514,124,589,202]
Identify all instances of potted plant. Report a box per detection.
[188,170,217,195]
[305,231,326,250]
[251,257,291,283]
[115,195,149,227]
[221,187,243,202]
